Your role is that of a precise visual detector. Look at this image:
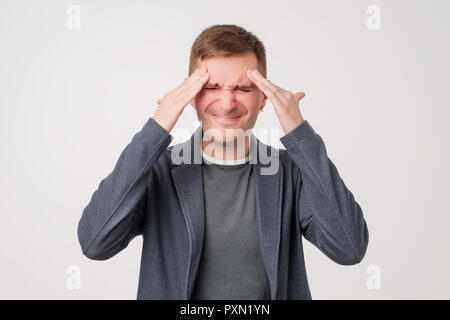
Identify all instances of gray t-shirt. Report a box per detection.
[191,156,271,300]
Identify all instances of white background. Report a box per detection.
[1,0,449,299]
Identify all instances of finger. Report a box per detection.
[246,69,283,100]
[247,69,283,95]
[295,92,306,102]
[180,70,209,103]
[246,69,284,107]
[248,70,300,106]
[178,66,207,93]
[187,66,208,83]
[171,67,208,97]
[184,69,209,94]
[193,71,209,92]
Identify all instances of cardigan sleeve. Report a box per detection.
[77,117,173,260]
[280,120,369,265]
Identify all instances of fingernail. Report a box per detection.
[201,73,208,80]
[251,70,259,78]
[199,66,206,72]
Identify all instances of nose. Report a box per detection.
[218,89,237,113]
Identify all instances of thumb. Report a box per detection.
[295,92,306,102]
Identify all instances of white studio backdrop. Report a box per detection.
[0,0,449,299]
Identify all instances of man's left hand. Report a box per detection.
[247,68,306,135]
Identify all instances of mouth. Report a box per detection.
[211,114,242,124]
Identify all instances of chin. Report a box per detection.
[203,125,249,144]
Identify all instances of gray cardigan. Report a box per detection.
[77,117,369,299]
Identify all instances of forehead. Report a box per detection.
[197,52,258,86]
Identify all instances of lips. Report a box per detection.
[212,114,242,124]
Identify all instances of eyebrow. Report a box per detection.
[206,82,256,89]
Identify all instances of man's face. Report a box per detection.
[191,52,267,142]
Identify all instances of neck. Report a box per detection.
[201,132,251,163]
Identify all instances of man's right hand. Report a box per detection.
[152,66,209,133]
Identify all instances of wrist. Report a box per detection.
[152,111,172,133]
[280,116,305,135]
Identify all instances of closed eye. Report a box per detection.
[204,87,251,92]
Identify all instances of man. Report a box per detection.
[77,24,369,300]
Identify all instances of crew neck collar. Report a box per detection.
[201,133,252,166]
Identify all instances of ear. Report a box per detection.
[260,93,268,112]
